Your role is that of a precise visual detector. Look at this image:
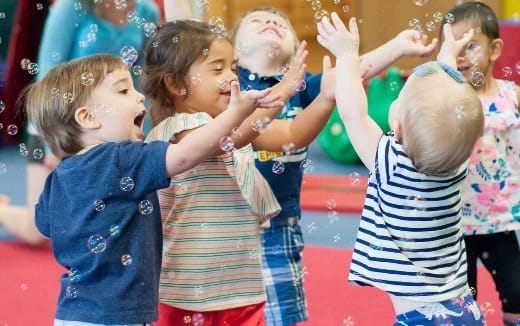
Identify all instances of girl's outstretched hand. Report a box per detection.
[437,23,474,68]
[317,13,359,58]
[277,41,308,97]
[394,29,438,57]
[228,81,284,116]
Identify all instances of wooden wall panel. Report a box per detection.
[206,0,356,73]
[206,0,501,72]
[357,0,502,70]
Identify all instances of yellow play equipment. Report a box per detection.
[503,0,520,19]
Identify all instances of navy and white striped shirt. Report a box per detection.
[349,133,470,302]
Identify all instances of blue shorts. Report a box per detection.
[393,295,485,326]
[260,216,307,326]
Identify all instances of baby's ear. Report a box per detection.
[393,120,402,141]
[75,106,101,129]
[489,38,503,62]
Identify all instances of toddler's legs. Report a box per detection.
[465,232,520,324]
[261,217,307,326]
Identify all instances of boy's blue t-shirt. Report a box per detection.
[237,67,321,218]
[35,141,170,324]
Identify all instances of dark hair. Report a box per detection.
[141,20,222,122]
[440,2,499,39]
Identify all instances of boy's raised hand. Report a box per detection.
[393,29,438,57]
[317,13,359,58]
[277,41,308,97]
[437,23,474,68]
[228,81,284,116]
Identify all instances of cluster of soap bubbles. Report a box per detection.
[407,11,443,34]
[501,61,520,79]
[79,24,99,49]
[20,58,39,75]
[120,45,139,67]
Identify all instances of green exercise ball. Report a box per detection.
[318,67,403,164]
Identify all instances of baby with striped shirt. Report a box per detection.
[317,13,486,326]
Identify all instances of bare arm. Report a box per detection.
[164,0,193,21]
[228,41,309,150]
[317,13,382,169]
[165,82,277,176]
[361,29,438,79]
[252,56,336,151]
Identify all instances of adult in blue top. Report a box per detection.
[36,0,159,83]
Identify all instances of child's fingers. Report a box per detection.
[257,100,284,108]
[322,55,332,73]
[257,94,283,106]
[320,15,336,35]
[247,87,271,100]
[230,80,240,98]
[294,41,307,61]
[442,23,454,43]
[459,29,474,46]
[348,17,359,41]
[316,21,329,39]
[331,12,348,33]
[296,50,309,67]
[316,35,328,49]
[360,63,372,79]
[420,34,428,45]
[423,37,438,53]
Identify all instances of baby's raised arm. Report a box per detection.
[360,29,438,79]
[251,54,336,151]
[317,13,382,169]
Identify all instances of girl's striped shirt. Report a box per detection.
[146,112,280,311]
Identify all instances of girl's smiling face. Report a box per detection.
[450,21,500,85]
[177,38,238,118]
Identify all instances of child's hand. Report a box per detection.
[320,55,336,102]
[317,13,359,58]
[437,24,473,68]
[228,81,284,116]
[393,29,438,57]
[277,41,308,96]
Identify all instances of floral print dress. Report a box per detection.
[461,80,520,235]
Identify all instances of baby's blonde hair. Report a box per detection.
[397,64,483,176]
[24,54,126,159]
